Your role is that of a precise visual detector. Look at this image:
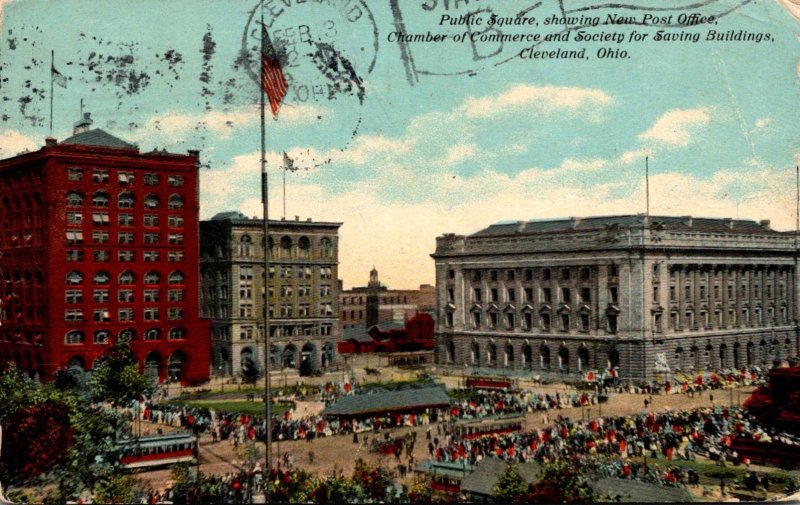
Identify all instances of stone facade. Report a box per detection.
[431,215,800,382]
[200,212,341,376]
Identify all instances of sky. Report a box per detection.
[0,0,798,289]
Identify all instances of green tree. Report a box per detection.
[527,460,594,503]
[241,360,259,385]
[92,474,141,504]
[89,341,148,408]
[492,464,531,503]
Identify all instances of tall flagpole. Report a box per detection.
[645,156,650,218]
[260,7,273,475]
[283,163,286,219]
[49,50,55,137]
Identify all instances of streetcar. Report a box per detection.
[117,432,197,470]
[452,416,524,440]
[465,376,517,390]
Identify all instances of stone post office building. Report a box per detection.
[432,215,800,381]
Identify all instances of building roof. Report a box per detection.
[205,210,342,228]
[590,477,693,503]
[470,215,781,238]
[60,128,137,150]
[321,384,450,416]
[459,458,542,496]
[370,321,406,333]
[342,327,373,343]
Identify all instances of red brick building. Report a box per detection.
[0,113,210,384]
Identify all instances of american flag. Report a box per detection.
[261,25,287,117]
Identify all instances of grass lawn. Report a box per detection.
[171,400,293,417]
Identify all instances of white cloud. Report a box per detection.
[557,158,607,172]
[463,84,613,119]
[638,107,711,146]
[754,117,773,130]
[443,144,476,165]
[0,129,38,159]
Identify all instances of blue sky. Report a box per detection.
[1,0,798,288]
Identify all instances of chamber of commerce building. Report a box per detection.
[0,113,211,384]
[200,212,342,377]
[432,215,800,381]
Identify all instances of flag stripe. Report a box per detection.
[261,27,287,117]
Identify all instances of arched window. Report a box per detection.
[118,191,134,208]
[168,271,184,285]
[118,270,135,285]
[66,271,83,285]
[65,330,85,345]
[66,191,83,206]
[93,270,110,285]
[145,328,161,340]
[144,271,161,284]
[168,194,184,210]
[504,343,514,367]
[94,330,110,344]
[470,341,479,365]
[298,236,311,258]
[540,346,551,369]
[280,236,293,258]
[118,328,135,342]
[169,327,186,340]
[144,194,159,209]
[321,237,333,258]
[92,191,110,207]
[239,235,253,257]
[487,343,497,365]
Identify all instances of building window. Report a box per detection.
[507,288,516,302]
[118,250,135,262]
[118,289,134,302]
[67,191,84,206]
[168,308,184,320]
[472,311,481,328]
[609,287,619,304]
[580,287,591,303]
[542,288,552,303]
[506,270,515,281]
[66,271,83,285]
[65,330,85,344]
[66,230,84,244]
[93,250,110,262]
[144,271,160,284]
[561,268,570,280]
[652,286,659,302]
[168,175,184,187]
[168,234,184,245]
[144,173,160,186]
[609,265,618,277]
[144,194,159,209]
[92,191,110,207]
[523,311,533,330]
[490,270,498,281]
[580,312,590,331]
[169,327,186,340]
[560,313,570,331]
[68,167,83,181]
[93,331,109,346]
[92,212,110,225]
[65,290,83,304]
[168,194,184,210]
[65,309,84,322]
[580,267,590,280]
[118,191,134,208]
[144,251,160,262]
[66,250,84,262]
[93,271,110,285]
[168,289,184,302]
[118,308,134,321]
[472,271,482,282]
[505,312,515,328]
[488,311,498,328]
[144,307,160,321]
[93,309,111,322]
[144,328,160,340]
[144,289,160,302]
[490,288,498,302]
[67,211,83,225]
[168,215,184,228]
[168,251,184,262]
[93,289,109,303]
[143,232,160,245]
[670,286,676,301]
[117,213,134,227]
[144,214,159,227]
[92,230,110,244]
[561,288,571,303]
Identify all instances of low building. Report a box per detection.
[432,215,800,382]
[339,267,435,330]
[338,313,435,364]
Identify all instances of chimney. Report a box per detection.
[73,112,93,135]
[683,216,693,227]
[723,218,734,229]
[759,219,771,229]
[306,218,312,222]
[44,137,57,147]
[295,215,299,221]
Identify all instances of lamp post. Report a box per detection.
[219,366,224,393]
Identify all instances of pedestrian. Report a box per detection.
[353,431,359,444]
[710,394,714,405]
[308,450,315,464]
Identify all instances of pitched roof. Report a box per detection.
[342,327,374,343]
[470,215,781,238]
[321,384,450,416]
[61,128,136,150]
[591,477,693,503]
[460,458,542,496]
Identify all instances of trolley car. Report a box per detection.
[453,416,524,440]
[117,432,197,470]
